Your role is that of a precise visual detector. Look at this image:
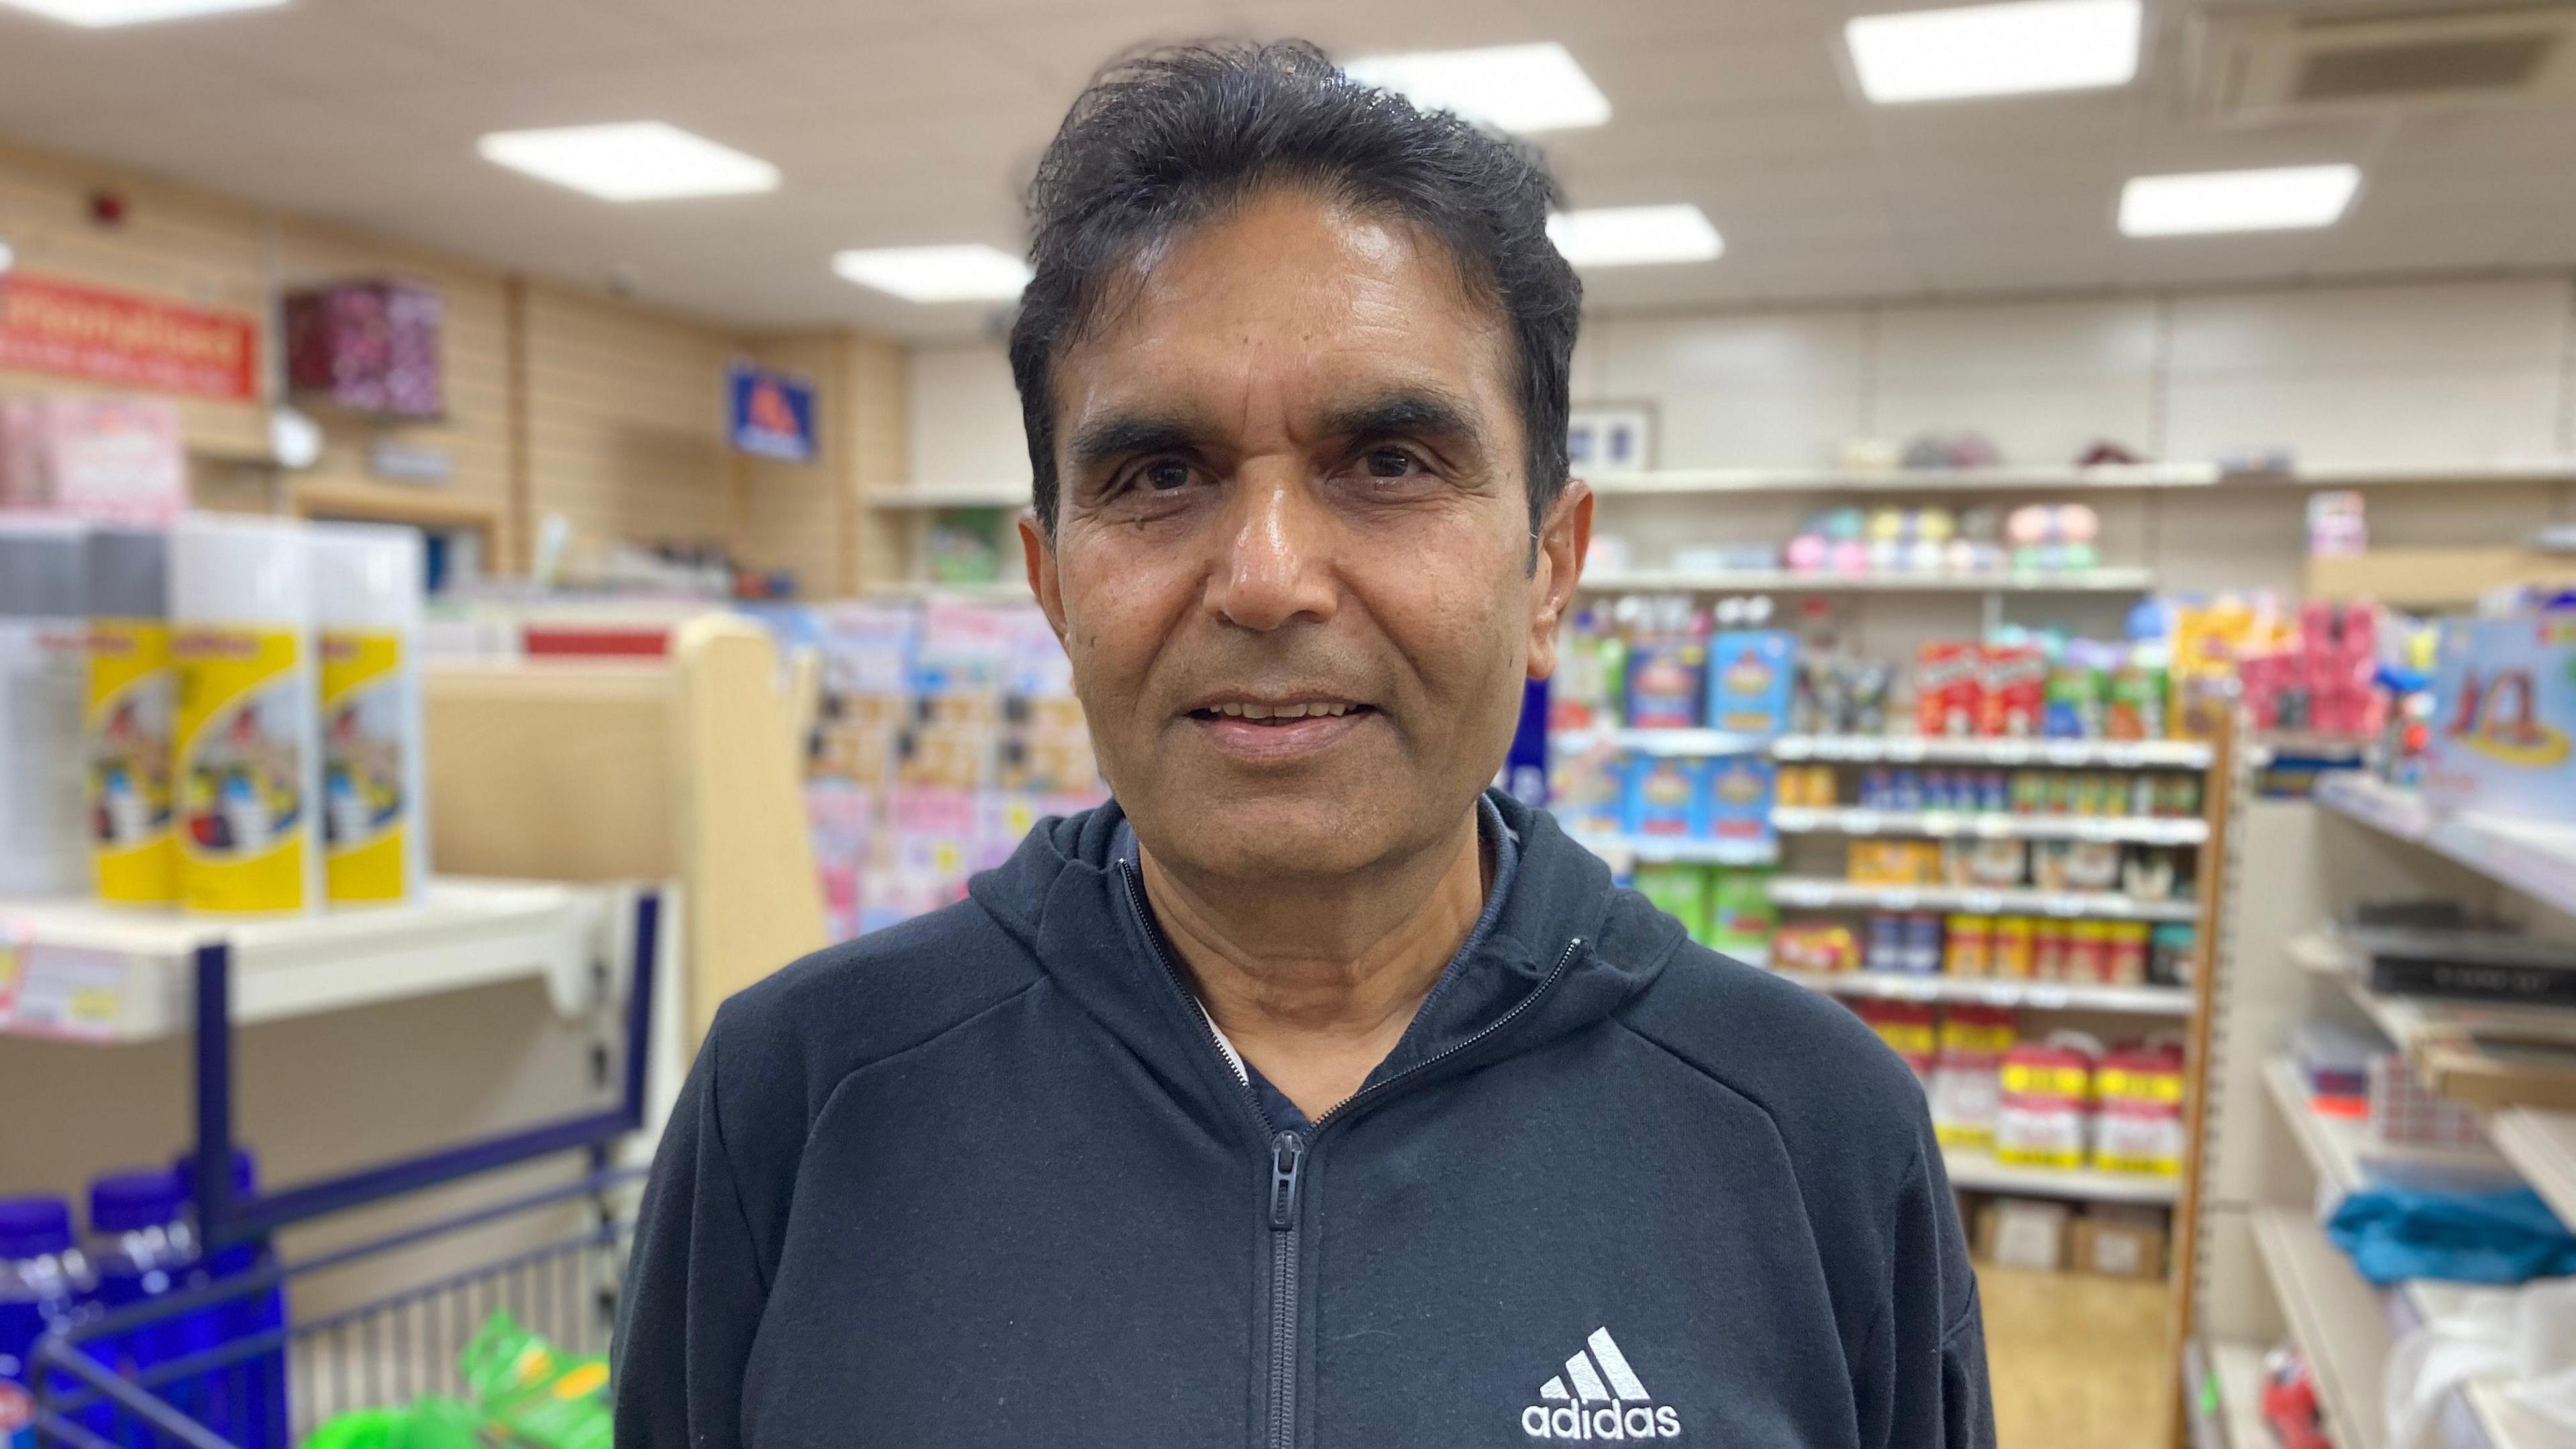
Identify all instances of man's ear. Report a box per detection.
[1525,479,1592,682]
[1020,511,1069,645]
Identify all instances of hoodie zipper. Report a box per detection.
[1118,857,1586,1449]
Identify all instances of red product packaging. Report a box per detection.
[1978,645,2047,737]
[1916,641,1982,738]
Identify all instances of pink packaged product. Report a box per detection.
[1978,645,2047,738]
[2366,1053,2487,1150]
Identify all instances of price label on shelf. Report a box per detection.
[1841,810,1882,835]
[1962,892,2005,914]
[1882,890,1920,911]
[1885,740,1926,762]
[1,941,131,1042]
[1972,816,2014,839]
[1921,812,1963,836]
[1990,743,2033,766]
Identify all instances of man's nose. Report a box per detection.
[1208,464,1338,632]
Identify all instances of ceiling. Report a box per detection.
[1,0,2572,339]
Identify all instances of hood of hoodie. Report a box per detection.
[965,788,1686,1147]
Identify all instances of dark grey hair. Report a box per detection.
[1008,39,1582,537]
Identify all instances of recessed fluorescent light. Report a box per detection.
[1344,42,1610,133]
[0,0,283,24]
[477,123,780,203]
[2118,164,2361,236]
[1546,206,1723,268]
[832,245,1032,304]
[1846,0,2139,103]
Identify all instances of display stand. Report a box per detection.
[2186,768,2576,1449]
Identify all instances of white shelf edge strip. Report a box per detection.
[1767,877,2200,921]
[1769,808,2208,845]
[1769,734,2212,769]
[1771,967,2192,1015]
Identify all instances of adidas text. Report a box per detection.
[1520,1328,1681,1440]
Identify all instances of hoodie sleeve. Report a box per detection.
[1858,1148,1996,1449]
[613,1024,769,1449]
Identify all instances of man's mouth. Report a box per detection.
[1186,699,1373,724]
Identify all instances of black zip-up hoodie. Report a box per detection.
[614,792,1993,1448]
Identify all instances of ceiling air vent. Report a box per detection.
[2194,2,2576,123]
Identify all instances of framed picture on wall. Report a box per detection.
[1567,402,1655,476]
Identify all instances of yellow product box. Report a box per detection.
[175,624,313,913]
[86,617,178,904]
[319,628,413,904]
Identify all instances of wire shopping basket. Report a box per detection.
[26,887,663,1449]
[33,1171,641,1449]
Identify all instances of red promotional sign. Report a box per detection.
[0,272,260,402]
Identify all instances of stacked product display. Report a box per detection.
[769,600,1106,940]
[0,511,427,918]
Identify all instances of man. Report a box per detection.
[616,40,1990,1449]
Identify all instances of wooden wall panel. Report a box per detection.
[0,135,906,596]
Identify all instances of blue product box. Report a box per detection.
[1707,630,1797,735]
[1627,638,1707,730]
[1623,755,1709,838]
[1705,756,1777,846]
[2424,612,2576,821]
[1554,748,1630,836]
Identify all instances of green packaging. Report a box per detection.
[1633,863,1713,945]
[1709,867,1776,957]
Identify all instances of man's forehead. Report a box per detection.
[1053,194,1511,435]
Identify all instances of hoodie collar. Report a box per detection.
[968,790,1682,1148]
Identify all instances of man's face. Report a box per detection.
[1024,187,1589,883]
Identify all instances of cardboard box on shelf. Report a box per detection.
[1974,1197,2070,1272]
[2069,1211,2167,1280]
[2423,612,2576,822]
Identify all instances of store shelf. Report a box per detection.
[863,482,1032,510]
[1577,566,2156,595]
[1770,806,2208,845]
[2314,773,2576,920]
[2290,928,2576,1053]
[2194,1338,2273,1449]
[1941,1144,2180,1203]
[0,879,600,1044]
[2263,1057,2510,1195]
[2486,1108,2576,1231]
[1585,462,2224,496]
[2252,1205,2391,1449]
[1552,727,1770,756]
[1768,876,2202,922]
[1770,967,2193,1015]
[1770,734,2214,769]
[1568,832,1778,866]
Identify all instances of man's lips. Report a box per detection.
[1180,696,1379,763]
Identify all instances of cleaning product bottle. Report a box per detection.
[310,524,426,906]
[0,519,91,898]
[83,1168,198,1443]
[174,1149,286,1449]
[171,516,320,915]
[85,526,180,905]
[0,1196,94,1449]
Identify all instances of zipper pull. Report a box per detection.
[1268,1131,1305,1231]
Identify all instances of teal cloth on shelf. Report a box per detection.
[2328,1185,2576,1286]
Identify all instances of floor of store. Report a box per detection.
[1985,1270,2173,1449]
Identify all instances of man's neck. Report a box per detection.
[1138,807,1490,1122]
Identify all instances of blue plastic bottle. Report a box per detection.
[85,1169,198,1443]
[0,1196,94,1449]
[172,1151,286,1449]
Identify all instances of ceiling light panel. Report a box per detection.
[1547,206,1724,268]
[478,123,780,203]
[2118,164,2362,235]
[1846,0,2141,104]
[0,0,284,24]
[832,246,1032,303]
[1343,42,1611,133]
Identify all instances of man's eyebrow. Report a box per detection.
[1066,413,1208,475]
[1320,389,1486,451]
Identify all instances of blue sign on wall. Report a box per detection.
[729,360,817,463]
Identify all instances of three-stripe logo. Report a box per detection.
[1520,1327,1682,1439]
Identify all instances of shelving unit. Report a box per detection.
[2251,1205,2394,1449]
[1580,460,2576,498]
[0,879,604,1043]
[2263,1057,2511,1193]
[2190,1338,2274,1449]
[1770,805,2208,845]
[2314,773,2576,920]
[2487,1109,2576,1230]
[1772,734,2212,769]
[1943,1143,2180,1205]
[1552,727,1768,757]
[1576,566,2156,595]
[1770,966,2192,1016]
[1768,876,2200,922]
[1566,832,1776,867]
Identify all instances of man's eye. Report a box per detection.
[1363,447,1421,480]
[1142,460,1195,492]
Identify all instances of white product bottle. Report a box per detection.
[0,519,89,898]
[309,523,427,906]
[170,516,319,915]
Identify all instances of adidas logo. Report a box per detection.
[1519,1327,1682,1440]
